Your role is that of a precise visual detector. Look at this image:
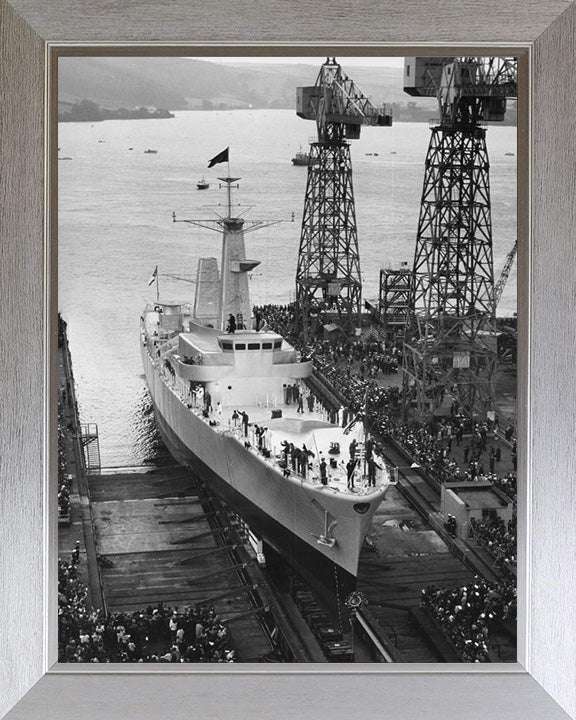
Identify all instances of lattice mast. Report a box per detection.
[173,168,284,332]
[402,57,517,421]
[295,58,392,338]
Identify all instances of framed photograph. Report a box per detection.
[55,49,520,670]
[1,2,575,719]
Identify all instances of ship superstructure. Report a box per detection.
[140,174,391,593]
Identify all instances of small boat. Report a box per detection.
[58,156,73,161]
[505,152,515,156]
[291,146,314,166]
[144,149,158,154]
[128,147,134,151]
[197,178,209,190]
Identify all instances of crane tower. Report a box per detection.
[402,56,517,421]
[295,58,392,338]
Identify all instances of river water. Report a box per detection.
[58,109,517,466]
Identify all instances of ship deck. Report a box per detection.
[141,321,388,499]
[194,399,387,499]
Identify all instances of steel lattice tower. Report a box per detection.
[403,124,496,420]
[295,59,392,339]
[296,137,361,337]
[402,57,517,421]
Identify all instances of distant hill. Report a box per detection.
[58,56,437,113]
[58,57,515,124]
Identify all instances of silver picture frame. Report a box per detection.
[1,1,575,718]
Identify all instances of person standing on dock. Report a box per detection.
[241,411,249,436]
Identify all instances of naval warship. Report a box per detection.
[140,174,391,594]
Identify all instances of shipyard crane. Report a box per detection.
[295,58,392,338]
[494,241,518,307]
[401,56,517,421]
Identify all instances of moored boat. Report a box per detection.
[291,146,315,166]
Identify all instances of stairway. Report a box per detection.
[80,423,101,474]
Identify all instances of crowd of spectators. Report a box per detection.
[421,580,517,662]
[255,304,516,490]
[469,516,517,572]
[58,407,71,518]
[58,556,236,663]
[256,303,519,652]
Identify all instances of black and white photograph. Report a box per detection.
[57,54,518,664]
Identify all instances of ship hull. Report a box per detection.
[141,341,383,597]
[152,403,356,597]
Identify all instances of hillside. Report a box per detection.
[58,56,436,113]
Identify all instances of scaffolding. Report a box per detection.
[378,266,413,332]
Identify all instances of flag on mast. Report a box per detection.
[207,147,229,168]
[148,266,158,286]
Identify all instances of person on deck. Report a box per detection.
[349,439,358,460]
[205,391,212,413]
[280,440,290,465]
[367,456,381,487]
[346,458,357,489]
[296,390,304,414]
[365,437,374,461]
[298,449,308,478]
[319,458,328,485]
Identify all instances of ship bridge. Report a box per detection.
[163,324,313,390]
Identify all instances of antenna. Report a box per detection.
[173,177,292,235]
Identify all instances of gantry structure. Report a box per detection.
[295,58,392,339]
[402,57,517,421]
